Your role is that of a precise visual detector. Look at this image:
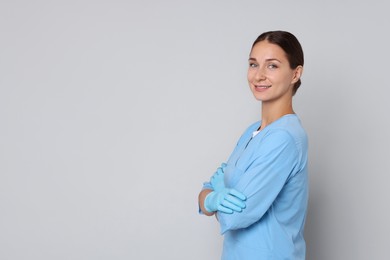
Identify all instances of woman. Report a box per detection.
[198,31,308,259]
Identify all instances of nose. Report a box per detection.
[254,66,266,81]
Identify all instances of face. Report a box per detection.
[247,40,302,102]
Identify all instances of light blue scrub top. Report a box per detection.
[203,114,308,260]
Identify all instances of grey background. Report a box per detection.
[1,1,389,259]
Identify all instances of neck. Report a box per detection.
[260,99,294,130]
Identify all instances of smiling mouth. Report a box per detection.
[255,85,271,89]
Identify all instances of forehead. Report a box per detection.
[250,40,287,60]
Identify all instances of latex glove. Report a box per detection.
[210,163,227,192]
[204,188,246,214]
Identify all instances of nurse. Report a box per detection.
[198,31,308,259]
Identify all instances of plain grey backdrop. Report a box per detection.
[1,0,389,259]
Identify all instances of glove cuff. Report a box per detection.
[204,192,215,213]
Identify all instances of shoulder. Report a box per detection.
[260,116,308,161]
[267,114,308,145]
[260,128,297,151]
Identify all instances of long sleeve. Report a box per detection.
[217,130,301,234]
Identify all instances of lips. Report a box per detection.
[254,85,271,91]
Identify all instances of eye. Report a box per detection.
[249,63,258,68]
[267,63,278,69]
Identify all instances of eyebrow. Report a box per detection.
[248,57,282,63]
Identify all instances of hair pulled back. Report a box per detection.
[252,31,304,95]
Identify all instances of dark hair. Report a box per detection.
[252,31,304,95]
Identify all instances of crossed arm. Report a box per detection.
[198,164,247,216]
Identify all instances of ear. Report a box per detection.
[291,65,303,84]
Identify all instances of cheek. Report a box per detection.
[282,73,295,86]
[247,70,255,82]
[272,72,291,84]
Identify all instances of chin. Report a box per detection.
[252,94,265,101]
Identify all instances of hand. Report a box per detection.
[210,163,227,192]
[204,188,246,214]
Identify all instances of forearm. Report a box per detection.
[198,189,215,216]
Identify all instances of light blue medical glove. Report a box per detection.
[210,163,227,192]
[204,188,246,214]
[205,163,246,214]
